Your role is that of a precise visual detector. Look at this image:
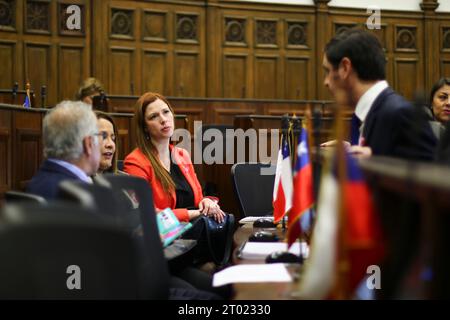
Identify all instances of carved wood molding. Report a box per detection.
[420,0,439,12]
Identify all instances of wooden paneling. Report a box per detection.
[109,47,135,95]
[0,109,11,195]
[12,110,42,191]
[440,59,450,78]
[285,57,309,100]
[0,41,16,89]
[142,49,168,94]
[223,54,247,98]
[58,45,85,101]
[111,115,133,160]
[1,1,449,103]
[24,42,53,105]
[174,51,200,97]
[394,58,420,101]
[254,55,278,99]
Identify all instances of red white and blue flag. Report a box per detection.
[272,134,293,223]
[287,127,314,248]
[343,151,384,292]
[296,148,384,299]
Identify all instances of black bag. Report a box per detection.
[202,213,235,266]
[183,213,235,266]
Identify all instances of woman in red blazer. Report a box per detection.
[123,92,225,223]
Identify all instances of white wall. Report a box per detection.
[437,0,450,12]
[238,0,450,12]
[237,0,314,5]
[328,0,422,12]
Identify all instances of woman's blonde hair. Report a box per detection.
[135,92,175,193]
[95,111,118,173]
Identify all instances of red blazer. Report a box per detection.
[124,146,203,222]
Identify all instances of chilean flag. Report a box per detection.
[287,127,314,248]
[272,134,293,223]
[343,152,384,292]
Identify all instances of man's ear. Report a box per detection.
[338,57,352,79]
[83,136,93,156]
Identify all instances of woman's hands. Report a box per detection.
[198,198,225,223]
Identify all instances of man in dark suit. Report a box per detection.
[27,101,101,200]
[321,28,436,161]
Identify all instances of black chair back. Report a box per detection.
[0,203,141,299]
[5,191,47,205]
[231,162,276,217]
[60,175,170,299]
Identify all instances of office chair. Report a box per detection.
[58,180,120,220]
[5,191,47,205]
[59,175,170,299]
[231,162,276,217]
[0,203,141,299]
[196,124,234,196]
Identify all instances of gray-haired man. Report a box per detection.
[27,101,101,200]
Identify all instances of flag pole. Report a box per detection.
[292,115,304,264]
[333,91,350,300]
[280,115,290,230]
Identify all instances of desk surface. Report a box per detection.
[231,224,303,300]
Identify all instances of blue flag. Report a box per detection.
[23,94,31,108]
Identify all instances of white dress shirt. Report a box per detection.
[354,80,389,145]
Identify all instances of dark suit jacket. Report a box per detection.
[362,88,437,161]
[26,159,83,200]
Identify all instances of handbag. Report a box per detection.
[202,213,235,266]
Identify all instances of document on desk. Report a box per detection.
[239,241,309,259]
[212,264,292,287]
[238,216,274,224]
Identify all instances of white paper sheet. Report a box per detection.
[212,263,292,287]
[238,216,274,224]
[239,241,309,259]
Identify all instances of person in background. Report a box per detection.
[93,111,230,299]
[95,112,118,174]
[426,78,450,140]
[124,92,225,224]
[320,28,437,161]
[75,78,104,106]
[26,101,101,200]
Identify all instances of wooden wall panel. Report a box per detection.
[394,58,420,101]
[142,49,168,94]
[12,111,42,191]
[285,57,309,100]
[223,54,247,98]
[24,43,53,105]
[1,1,449,107]
[111,115,133,160]
[109,47,135,95]
[174,51,200,97]
[58,45,84,101]
[440,59,450,77]
[0,41,16,90]
[254,56,278,99]
[0,109,11,195]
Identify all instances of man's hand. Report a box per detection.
[349,145,372,158]
[320,140,351,148]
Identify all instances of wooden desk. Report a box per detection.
[231,224,303,300]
